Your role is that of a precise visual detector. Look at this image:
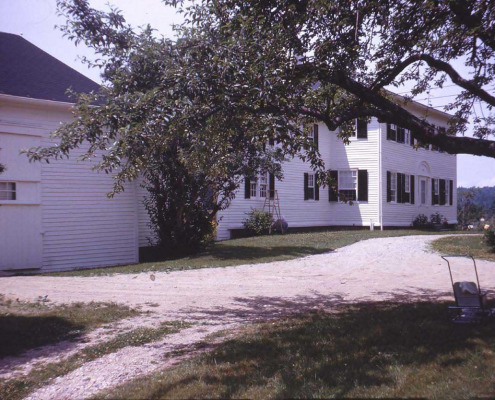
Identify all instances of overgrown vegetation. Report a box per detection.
[94,301,495,399]
[458,186,495,226]
[0,320,188,400]
[52,229,467,277]
[483,226,495,252]
[431,235,495,262]
[242,209,274,236]
[0,296,138,358]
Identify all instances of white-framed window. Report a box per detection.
[433,178,439,196]
[404,174,410,194]
[308,172,315,197]
[339,170,357,201]
[259,174,268,198]
[307,126,315,141]
[390,172,397,202]
[404,129,411,145]
[0,182,16,200]
[250,177,258,198]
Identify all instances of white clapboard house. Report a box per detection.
[0,33,456,273]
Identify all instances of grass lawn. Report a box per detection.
[55,229,467,276]
[94,301,495,400]
[0,295,138,358]
[0,295,189,400]
[431,234,495,262]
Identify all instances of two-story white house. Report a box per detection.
[216,107,457,240]
[0,33,456,273]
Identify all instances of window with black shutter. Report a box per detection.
[357,170,368,201]
[387,123,397,141]
[410,175,415,204]
[244,177,251,199]
[397,127,405,143]
[329,170,339,202]
[304,173,309,200]
[269,173,275,199]
[449,180,454,205]
[314,172,319,201]
[304,173,316,200]
[387,171,392,202]
[356,119,368,139]
[439,179,446,205]
[432,178,439,205]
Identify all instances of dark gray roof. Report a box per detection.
[0,32,100,103]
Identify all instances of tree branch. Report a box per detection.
[371,54,495,107]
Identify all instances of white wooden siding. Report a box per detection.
[380,111,457,226]
[0,98,139,272]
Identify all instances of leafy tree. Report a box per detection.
[25,0,495,251]
[457,187,483,225]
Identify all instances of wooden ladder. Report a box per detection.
[262,190,284,234]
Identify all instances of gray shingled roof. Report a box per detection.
[0,32,100,103]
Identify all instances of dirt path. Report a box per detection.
[2,235,495,399]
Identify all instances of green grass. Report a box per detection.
[432,234,495,262]
[54,229,466,276]
[0,295,139,358]
[94,301,495,400]
[0,320,190,400]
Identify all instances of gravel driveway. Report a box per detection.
[2,235,494,399]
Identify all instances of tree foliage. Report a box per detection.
[24,0,495,249]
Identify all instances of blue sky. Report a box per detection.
[1,0,494,188]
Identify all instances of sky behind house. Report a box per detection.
[1,0,494,188]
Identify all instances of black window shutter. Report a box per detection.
[329,170,339,202]
[244,177,251,199]
[314,173,320,201]
[357,119,368,139]
[387,171,392,202]
[439,179,446,205]
[397,173,403,203]
[410,129,415,146]
[449,180,453,205]
[397,127,405,143]
[387,124,396,141]
[358,170,368,201]
[432,179,437,205]
[269,137,275,146]
[269,173,275,199]
[304,173,309,200]
[313,124,319,150]
[410,175,415,204]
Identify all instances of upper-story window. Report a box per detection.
[386,123,412,145]
[0,182,16,200]
[353,118,368,139]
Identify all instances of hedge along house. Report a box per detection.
[0,33,456,272]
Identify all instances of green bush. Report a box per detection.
[412,214,430,229]
[243,209,274,236]
[430,212,444,225]
[483,226,495,252]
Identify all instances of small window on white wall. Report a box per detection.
[339,170,357,201]
[0,182,16,200]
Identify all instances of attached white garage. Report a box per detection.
[0,32,140,273]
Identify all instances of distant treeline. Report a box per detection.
[458,186,495,225]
